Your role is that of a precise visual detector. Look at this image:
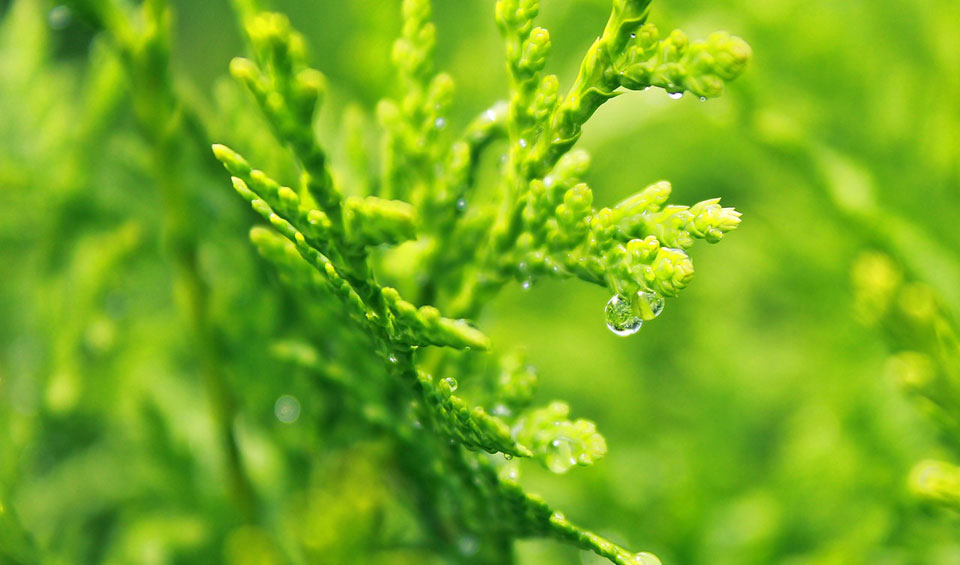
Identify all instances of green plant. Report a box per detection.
[0,0,750,562]
[208,0,748,562]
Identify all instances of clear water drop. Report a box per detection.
[668,91,683,100]
[434,117,447,129]
[504,453,513,460]
[630,32,637,38]
[500,464,519,481]
[519,138,528,148]
[387,353,398,364]
[48,5,72,29]
[521,280,532,291]
[455,197,468,211]
[636,291,665,320]
[605,294,642,336]
[545,437,578,473]
[629,552,663,565]
[457,535,479,556]
[550,511,566,523]
[484,109,497,122]
[699,96,707,102]
[274,395,301,423]
[442,377,458,392]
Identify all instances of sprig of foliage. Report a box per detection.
[853,252,960,511]
[211,0,749,562]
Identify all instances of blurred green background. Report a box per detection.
[1,0,959,563]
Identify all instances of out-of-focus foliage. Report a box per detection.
[0,0,958,564]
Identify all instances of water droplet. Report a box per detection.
[274,395,301,423]
[543,175,554,188]
[550,511,566,523]
[387,353,398,364]
[605,294,642,336]
[504,453,513,460]
[48,5,72,29]
[668,91,683,100]
[519,138,528,148]
[442,377,458,392]
[455,197,468,211]
[484,109,497,122]
[630,552,663,565]
[521,280,532,291]
[434,117,447,129]
[699,96,707,102]
[457,535,479,556]
[630,32,637,39]
[501,465,520,481]
[636,291,665,320]
[545,437,578,473]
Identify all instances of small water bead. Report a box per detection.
[442,377,458,392]
[668,91,683,100]
[605,294,643,336]
[699,96,707,102]
[48,5,72,29]
[434,117,447,129]
[274,395,301,424]
[457,535,479,556]
[518,138,528,148]
[521,280,532,291]
[636,291,665,320]
[387,353,398,364]
[455,197,468,211]
[629,552,663,565]
[545,436,578,473]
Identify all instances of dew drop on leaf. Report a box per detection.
[629,552,663,565]
[545,436,577,473]
[442,377,458,392]
[668,91,683,99]
[605,294,642,336]
[274,395,301,423]
[457,535,479,556]
[636,291,664,320]
[48,5,72,30]
[455,197,468,211]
